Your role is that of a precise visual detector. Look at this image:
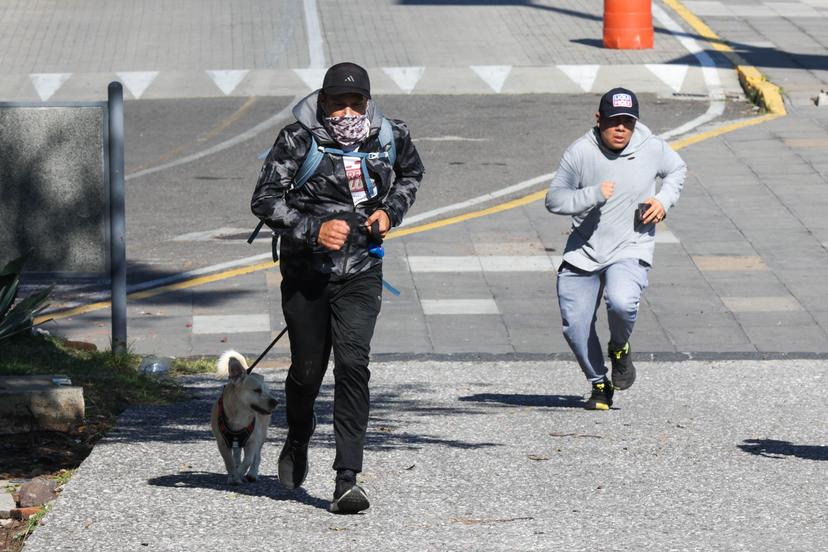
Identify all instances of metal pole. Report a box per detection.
[108,82,127,353]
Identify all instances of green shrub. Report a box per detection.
[0,254,53,342]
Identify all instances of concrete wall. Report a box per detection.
[0,105,107,275]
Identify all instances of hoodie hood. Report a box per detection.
[588,121,653,158]
[291,90,385,145]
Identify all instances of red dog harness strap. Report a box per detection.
[217,394,255,448]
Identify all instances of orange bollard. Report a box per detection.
[603,0,654,50]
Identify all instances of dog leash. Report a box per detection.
[246,326,288,374]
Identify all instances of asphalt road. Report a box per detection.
[121,94,751,283]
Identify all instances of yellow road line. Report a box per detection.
[37,260,275,323]
[386,190,546,240]
[663,0,786,116]
[669,113,782,150]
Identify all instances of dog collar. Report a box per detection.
[217,394,255,448]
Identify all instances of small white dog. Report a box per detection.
[210,350,278,485]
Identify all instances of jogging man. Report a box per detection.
[251,62,424,512]
[546,88,686,410]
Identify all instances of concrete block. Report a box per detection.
[0,491,16,518]
[0,375,84,434]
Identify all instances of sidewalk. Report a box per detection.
[22,360,827,551]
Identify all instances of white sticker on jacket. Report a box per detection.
[344,156,373,205]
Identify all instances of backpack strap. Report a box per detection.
[379,117,396,166]
[292,135,324,190]
[247,134,323,244]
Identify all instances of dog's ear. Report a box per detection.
[228,357,245,382]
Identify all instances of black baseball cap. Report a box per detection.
[322,62,371,98]
[599,87,639,119]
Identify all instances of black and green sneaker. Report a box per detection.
[608,342,636,390]
[585,378,614,410]
[329,469,370,514]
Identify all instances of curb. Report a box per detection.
[662,0,787,116]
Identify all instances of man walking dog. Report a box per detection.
[251,62,424,513]
[546,88,686,410]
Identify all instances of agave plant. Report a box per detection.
[0,254,53,342]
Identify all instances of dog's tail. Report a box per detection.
[216,350,249,377]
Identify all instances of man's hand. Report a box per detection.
[600,181,615,200]
[364,210,391,238]
[641,197,665,224]
[317,219,350,251]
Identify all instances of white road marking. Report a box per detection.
[303,0,326,68]
[408,256,558,272]
[293,68,327,90]
[421,299,500,315]
[30,73,71,101]
[401,173,554,227]
[382,66,425,94]
[207,70,249,96]
[655,229,680,244]
[171,227,251,242]
[652,3,726,140]
[413,136,489,142]
[645,64,689,93]
[126,0,326,181]
[556,65,599,92]
[470,65,512,93]
[721,296,803,313]
[117,71,159,99]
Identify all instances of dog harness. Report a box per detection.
[217,394,255,449]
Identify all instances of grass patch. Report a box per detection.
[0,333,215,479]
[13,505,50,543]
[0,333,216,551]
[0,333,186,420]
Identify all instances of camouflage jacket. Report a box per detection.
[251,92,425,279]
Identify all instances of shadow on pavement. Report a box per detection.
[403,0,828,73]
[146,472,330,510]
[458,393,584,408]
[738,439,828,461]
[102,382,502,450]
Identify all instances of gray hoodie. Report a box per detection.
[545,122,686,271]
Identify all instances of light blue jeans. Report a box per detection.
[556,258,649,383]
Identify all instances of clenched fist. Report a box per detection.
[600,181,615,200]
[317,219,350,251]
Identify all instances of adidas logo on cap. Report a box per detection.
[345,75,355,82]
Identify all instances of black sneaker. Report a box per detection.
[329,469,370,514]
[585,378,614,411]
[278,414,315,489]
[608,342,636,390]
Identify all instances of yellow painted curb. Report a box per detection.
[662,0,786,116]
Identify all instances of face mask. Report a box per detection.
[323,114,370,148]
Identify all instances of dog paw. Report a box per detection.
[228,476,242,485]
[245,474,258,483]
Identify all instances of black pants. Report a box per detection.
[281,265,382,473]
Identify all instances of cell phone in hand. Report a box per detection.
[634,203,650,227]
